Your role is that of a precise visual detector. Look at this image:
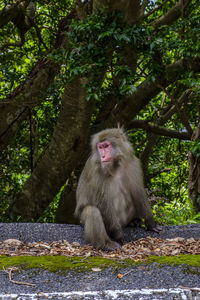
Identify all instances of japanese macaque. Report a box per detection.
[75,128,156,250]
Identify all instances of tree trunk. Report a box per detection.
[55,175,79,224]
[93,0,140,25]
[55,151,89,224]
[188,152,200,212]
[9,78,94,220]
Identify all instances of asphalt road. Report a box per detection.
[0,223,199,299]
[0,223,200,243]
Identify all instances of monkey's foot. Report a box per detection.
[103,241,121,252]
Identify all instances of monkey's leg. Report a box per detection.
[81,205,120,251]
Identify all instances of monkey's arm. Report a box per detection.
[75,158,96,217]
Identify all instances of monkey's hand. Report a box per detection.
[146,224,162,233]
[109,228,124,243]
[129,218,143,228]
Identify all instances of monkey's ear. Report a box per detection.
[117,123,125,134]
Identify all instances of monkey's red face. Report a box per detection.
[97,141,112,163]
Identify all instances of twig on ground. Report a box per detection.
[3,266,36,287]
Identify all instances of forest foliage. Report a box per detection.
[0,0,200,225]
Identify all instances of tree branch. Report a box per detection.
[128,120,191,140]
[100,56,200,129]
[191,122,200,141]
[0,31,26,51]
[139,88,193,180]
[149,168,172,179]
[32,19,48,50]
[157,83,193,136]
[143,0,168,20]
[153,0,192,28]
[0,0,30,28]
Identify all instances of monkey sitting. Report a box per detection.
[75,128,157,250]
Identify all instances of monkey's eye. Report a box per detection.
[97,141,111,149]
[97,143,103,149]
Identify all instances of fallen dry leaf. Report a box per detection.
[0,237,199,261]
[91,268,102,272]
[153,248,161,252]
[3,239,23,246]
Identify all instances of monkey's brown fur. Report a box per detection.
[75,128,155,250]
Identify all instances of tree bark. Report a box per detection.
[188,123,200,212]
[153,0,193,29]
[129,120,191,140]
[0,0,30,27]
[93,0,141,25]
[55,174,80,224]
[9,78,94,220]
[0,10,75,153]
[0,58,59,153]
[188,152,200,212]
